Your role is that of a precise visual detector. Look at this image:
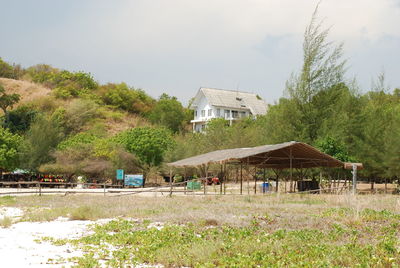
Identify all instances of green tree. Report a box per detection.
[283,5,347,143]
[115,127,174,166]
[0,83,20,126]
[149,94,187,132]
[0,127,22,173]
[316,136,353,162]
[20,115,64,171]
[3,105,38,134]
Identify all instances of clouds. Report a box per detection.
[1,0,399,103]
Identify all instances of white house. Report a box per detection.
[190,87,268,132]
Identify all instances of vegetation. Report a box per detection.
[0,127,22,173]
[4,194,398,267]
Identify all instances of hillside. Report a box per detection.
[0,78,149,135]
[0,77,51,106]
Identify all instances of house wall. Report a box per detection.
[192,92,253,132]
[194,95,214,121]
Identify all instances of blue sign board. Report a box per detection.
[116,169,124,180]
[124,174,144,187]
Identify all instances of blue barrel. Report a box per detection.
[262,182,269,193]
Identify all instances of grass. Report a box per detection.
[0,216,13,228]
[3,193,400,266]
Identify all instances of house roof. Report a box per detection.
[168,141,345,169]
[193,87,268,115]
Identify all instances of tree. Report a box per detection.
[149,93,187,132]
[0,83,20,126]
[115,127,174,166]
[0,127,22,173]
[20,115,64,171]
[283,4,347,143]
[3,105,38,134]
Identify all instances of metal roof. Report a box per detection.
[168,141,344,169]
[194,87,268,115]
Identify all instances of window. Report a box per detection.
[216,108,220,117]
[195,110,198,117]
[201,110,205,117]
[224,110,230,119]
[208,109,212,116]
[240,111,246,118]
[232,110,239,118]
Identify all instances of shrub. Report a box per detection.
[115,127,174,166]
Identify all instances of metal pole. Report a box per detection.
[352,164,357,195]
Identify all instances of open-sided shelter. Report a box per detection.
[168,141,351,194]
[168,141,344,169]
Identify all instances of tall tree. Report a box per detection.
[283,4,347,143]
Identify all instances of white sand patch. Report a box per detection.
[0,217,98,267]
[0,207,24,220]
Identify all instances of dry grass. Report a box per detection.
[0,78,51,111]
[0,216,12,228]
[10,193,400,229]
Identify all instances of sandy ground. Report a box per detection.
[0,207,101,267]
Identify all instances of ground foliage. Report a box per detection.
[22,194,398,268]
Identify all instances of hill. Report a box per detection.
[0,78,51,106]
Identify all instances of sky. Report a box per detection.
[1,0,399,105]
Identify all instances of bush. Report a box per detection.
[99,83,155,114]
[115,127,174,166]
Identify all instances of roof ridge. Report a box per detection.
[200,87,257,95]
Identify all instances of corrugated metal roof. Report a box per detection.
[168,141,344,169]
[199,88,268,115]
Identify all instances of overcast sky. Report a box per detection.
[1,0,399,104]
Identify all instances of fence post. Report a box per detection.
[39,183,42,196]
[103,183,106,196]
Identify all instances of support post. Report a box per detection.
[263,168,266,194]
[247,157,250,195]
[254,166,257,194]
[352,164,357,195]
[240,163,243,195]
[220,164,223,195]
[103,183,106,196]
[224,162,227,195]
[289,147,293,193]
[184,167,187,195]
[169,168,173,197]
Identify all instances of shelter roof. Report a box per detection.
[168,141,344,169]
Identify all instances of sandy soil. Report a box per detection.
[0,207,101,267]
